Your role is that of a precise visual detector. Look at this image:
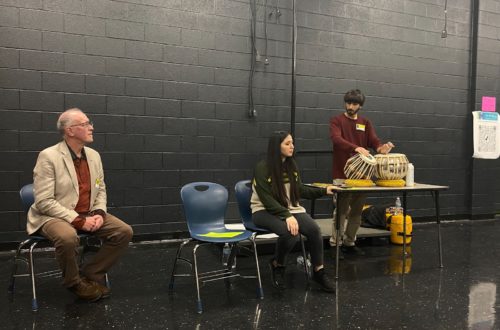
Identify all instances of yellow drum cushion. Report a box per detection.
[344,179,375,187]
[375,179,406,187]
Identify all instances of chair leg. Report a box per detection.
[81,237,111,288]
[226,243,237,270]
[80,237,87,266]
[29,242,39,312]
[104,273,111,289]
[192,244,203,314]
[8,238,31,294]
[8,258,18,294]
[168,239,191,291]
[299,235,310,282]
[250,234,264,299]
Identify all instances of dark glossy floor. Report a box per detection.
[2,219,499,329]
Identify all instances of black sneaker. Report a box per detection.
[330,247,345,260]
[312,268,335,293]
[269,259,286,290]
[341,245,365,256]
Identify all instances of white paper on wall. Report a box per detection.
[472,111,500,159]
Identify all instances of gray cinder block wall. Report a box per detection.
[0,0,499,243]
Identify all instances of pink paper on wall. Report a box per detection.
[482,96,496,112]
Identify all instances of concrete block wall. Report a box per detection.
[0,0,499,243]
[473,0,500,216]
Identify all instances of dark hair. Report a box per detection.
[344,89,365,106]
[266,131,300,208]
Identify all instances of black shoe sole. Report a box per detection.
[340,247,365,256]
[312,278,336,293]
[319,286,336,293]
[72,292,103,302]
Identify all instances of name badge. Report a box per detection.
[356,124,365,131]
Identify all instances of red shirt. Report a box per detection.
[73,157,91,213]
[67,146,91,213]
[67,145,106,230]
[330,113,382,179]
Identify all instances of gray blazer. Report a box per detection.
[27,141,107,234]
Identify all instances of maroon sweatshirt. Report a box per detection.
[330,113,382,179]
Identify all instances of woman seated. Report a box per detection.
[251,131,336,292]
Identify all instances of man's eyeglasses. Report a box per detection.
[70,121,93,128]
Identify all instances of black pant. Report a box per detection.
[253,211,324,267]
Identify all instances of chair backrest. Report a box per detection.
[234,180,254,229]
[180,182,228,234]
[20,184,34,213]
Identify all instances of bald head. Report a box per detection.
[57,108,84,134]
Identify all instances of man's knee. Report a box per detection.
[54,232,80,251]
[117,224,133,243]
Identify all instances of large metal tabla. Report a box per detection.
[344,153,377,180]
[375,153,409,180]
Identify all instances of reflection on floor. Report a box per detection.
[1,219,499,329]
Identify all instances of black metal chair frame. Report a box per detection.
[8,183,109,311]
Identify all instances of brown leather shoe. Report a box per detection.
[83,278,111,299]
[68,281,102,302]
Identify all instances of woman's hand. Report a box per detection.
[286,216,299,236]
[325,185,338,195]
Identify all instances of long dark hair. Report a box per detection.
[266,131,300,208]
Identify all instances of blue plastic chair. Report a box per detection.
[8,184,107,311]
[234,180,311,281]
[169,182,264,313]
[234,180,269,233]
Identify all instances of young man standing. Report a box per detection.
[329,89,393,258]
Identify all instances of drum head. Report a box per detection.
[375,153,406,158]
[359,153,377,165]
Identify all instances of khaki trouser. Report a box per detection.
[39,214,133,287]
[329,193,366,247]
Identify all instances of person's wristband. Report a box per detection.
[90,209,106,218]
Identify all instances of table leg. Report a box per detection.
[435,191,443,268]
[335,193,342,280]
[402,192,407,274]
[402,192,407,250]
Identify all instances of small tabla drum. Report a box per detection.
[375,153,409,180]
[344,153,377,180]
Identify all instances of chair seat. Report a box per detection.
[26,235,47,241]
[191,229,254,243]
[243,223,269,233]
[28,232,91,241]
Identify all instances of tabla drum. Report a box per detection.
[344,153,377,180]
[375,153,409,180]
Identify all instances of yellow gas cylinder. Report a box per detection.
[387,214,412,245]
